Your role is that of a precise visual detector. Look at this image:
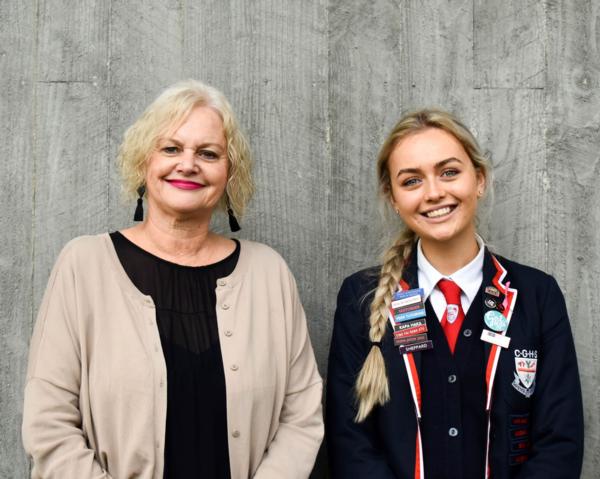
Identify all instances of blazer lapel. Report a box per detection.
[481,250,500,366]
[481,249,519,410]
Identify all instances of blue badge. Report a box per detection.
[392,288,426,322]
[392,288,424,302]
[484,310,508,332]
[394,308,426,323]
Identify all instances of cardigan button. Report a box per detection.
[448,427,459,437]
[217,279,227,286]
[225,330,233,337]
[463,329,472,337]
[232,430,240,438]
[448,374,457,384]
[231,364,239,371]
[222,303,230,310]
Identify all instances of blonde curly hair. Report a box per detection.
[354,108,491,422]
[117,79,254,217]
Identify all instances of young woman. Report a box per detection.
[326,110,583,479]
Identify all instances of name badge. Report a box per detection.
[390,287,434,353]
[481,329,511,349]
[398,340,433,354]
[392,288,426,322]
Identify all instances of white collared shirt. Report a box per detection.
[417,235,484,322]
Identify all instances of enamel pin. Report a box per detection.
[484,310,508,332]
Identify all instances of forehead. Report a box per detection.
[164,106,225,144]
[389,128,468,168]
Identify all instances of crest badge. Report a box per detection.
[512,351,537,397]
[446,304,459,323]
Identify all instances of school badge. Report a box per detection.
[512,351,537,398]
[446,304,459,323]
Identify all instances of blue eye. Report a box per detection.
[442,169,459,177]
[402,177,420,187]
[162,146,180,154]
[197,149,220,160]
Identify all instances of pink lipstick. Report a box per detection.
[166,179,204,190]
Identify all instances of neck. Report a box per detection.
[420,232,480,276]
[143,214,213,256]
[123,203,227,265]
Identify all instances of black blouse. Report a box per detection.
[110,232,238,479]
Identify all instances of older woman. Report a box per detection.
[22,80,323,479]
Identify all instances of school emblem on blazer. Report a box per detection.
[512,349,538,397]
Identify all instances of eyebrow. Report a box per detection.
[159,138,225,149]
[395,157,463,177]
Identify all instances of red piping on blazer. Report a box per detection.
[483,256,518,478]
[388,278,424,479]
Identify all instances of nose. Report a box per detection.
[424,178,445,201]
[176,148,198,175]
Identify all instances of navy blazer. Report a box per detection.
[326,248,584,478]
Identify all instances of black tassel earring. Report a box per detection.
[133,185,145,222]
[226,196,241,232]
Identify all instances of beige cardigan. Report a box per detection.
[22,234,323,478]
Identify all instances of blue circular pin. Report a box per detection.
[484,310,508,332]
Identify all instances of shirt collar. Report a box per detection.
[417,235,485,303]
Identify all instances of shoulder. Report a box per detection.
[41,234,116,301]
[493,253,558,291]
[340,266,380,294]
[54,233,112,267]
[335,266,380,313]
[238,239,289,271]
[239,239,286,263]
[492,253,564,312]
[237,239,297,288]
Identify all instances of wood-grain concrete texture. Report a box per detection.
[1,1,598,477]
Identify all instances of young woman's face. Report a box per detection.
[145,106,228,220]
[388,127,485,248]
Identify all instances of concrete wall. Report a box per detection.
[1,1,598,477]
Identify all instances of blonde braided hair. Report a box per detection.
[354,108,490,422]
[354,228,416,421]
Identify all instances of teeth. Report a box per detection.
[426,206,452,218]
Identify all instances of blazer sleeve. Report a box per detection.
[22,244,112,479]
[517,275,584,478]
[253,267,324,479]
[326,276,397,478]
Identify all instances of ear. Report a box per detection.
[476,168,486,197]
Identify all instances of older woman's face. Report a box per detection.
[145,106,228,220]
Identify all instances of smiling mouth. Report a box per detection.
[166,179,204,190]
[422,205,456,219]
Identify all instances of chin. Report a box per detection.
[164,203,212,218]
[418,226,465,245]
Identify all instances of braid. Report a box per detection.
[354,228,416,422]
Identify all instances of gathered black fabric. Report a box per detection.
[110,232,239,479]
